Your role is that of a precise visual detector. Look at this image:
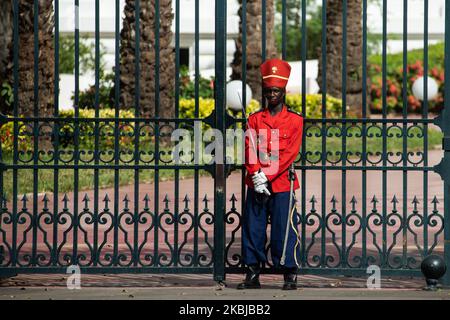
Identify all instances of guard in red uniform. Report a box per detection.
[237,58,304,290]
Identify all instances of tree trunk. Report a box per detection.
[0,1,13,114]
[231,0,278,103]
[0,1,13,82]
[318,0,368,117]
[2,0,55,117]
[120,0,175,118]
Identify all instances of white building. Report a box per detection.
[59,0,239,75]
[58,0,445,109]
[367,0,445,52]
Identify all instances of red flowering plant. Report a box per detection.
[368,43,445,114]
[0,119,33,154]
[368,69,403,114]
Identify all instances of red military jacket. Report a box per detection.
[244,105,304,193]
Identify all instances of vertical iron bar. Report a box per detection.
[133,1,141,266]
[73,0,80,266]
[261,0,267,108]
[154,0,160,266]
[282,0,287,60]
[12,0,19,267]
[381,0,387,267]
[174,0,180,267]
[214,0,227,282]
[93,0,100,266]
[262,0,266,62]
[32,0,39,266]
[320,0,327,267]
[444,183,450,285]
[300,0,307,269]
[241,0,247,269]
[422,0,429,256]
[133,0,141,266]
[53,0,60,266]
[341,0,348,268]
[194,0,199,267]
[362,0,368,268]
[443,0,450,286]
[401,0,408,268]
[115,0,122,266]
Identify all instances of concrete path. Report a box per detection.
[1,273,449,300]
[1,285,450,300]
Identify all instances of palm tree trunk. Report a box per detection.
[3,0,55,117]
[0,1,13,114]
[120,0,174,118]
[231,0,278,103]
[0,1,13,82]
[318,0,367,117]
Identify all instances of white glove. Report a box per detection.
[252,171,268,187]
[254,182,271,196]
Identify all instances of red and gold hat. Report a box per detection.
[260,58,291,88]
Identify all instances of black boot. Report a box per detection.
[237,264,261,289]
[282,268,298,290]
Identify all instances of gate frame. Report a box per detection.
[434,0,450,287]
[0,0,449,287]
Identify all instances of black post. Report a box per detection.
[213,0,227,283]
[433,0,450,287]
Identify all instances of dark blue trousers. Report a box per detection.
[242,188,301,269]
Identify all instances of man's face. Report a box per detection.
[263,86,285,106]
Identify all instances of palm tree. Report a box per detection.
[0,1,13,83]
[318,0,365,117]
[120,0,175,118]
[0,1,13,114]
[1,0,54,117]
[231,0,278,103]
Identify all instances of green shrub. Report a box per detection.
[0,94,342,154]
[0,82,13,111]
[57,108,140,151]
[73,64,215,110]
[74,72,115,109]
[179,65,215,99]
[59,35,106,75]
[285,94,344,118]
[274,3,323,61]
[0,118,32,153]
[368,42,444,114]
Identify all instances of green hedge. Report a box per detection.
[0,94,343,153]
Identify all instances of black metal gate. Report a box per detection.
[0,0,449,286]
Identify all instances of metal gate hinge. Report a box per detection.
[225,112,236,129]
[432,113,443,130]
[443,137,450,151]
[204,110,215,129]
[434,156,450,182]
[0,113,7,126]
